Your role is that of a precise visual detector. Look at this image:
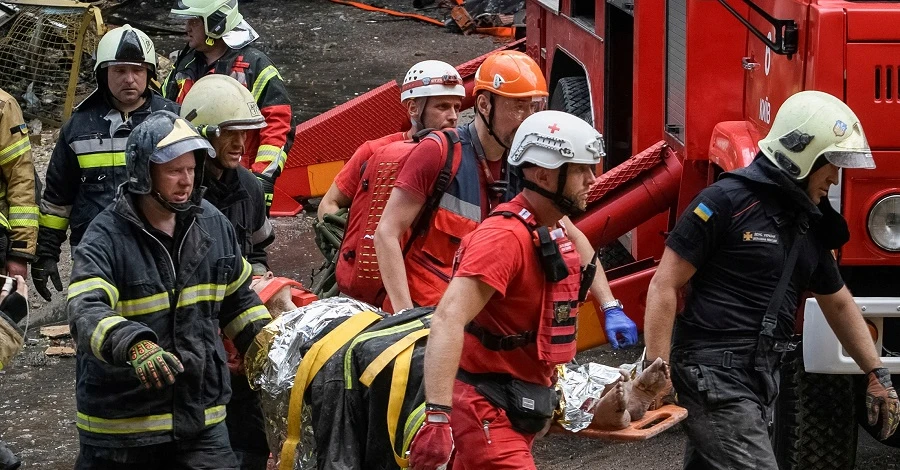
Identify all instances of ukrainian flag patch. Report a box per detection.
[693,202,713,222]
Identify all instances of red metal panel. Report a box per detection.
[846,6,900,41]
[846,43,900,150]
[632,0,666,153]
[840,151,900,266]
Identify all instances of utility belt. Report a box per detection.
[457,368,558,435]
[671,338,798,371]
[464,322,535,351]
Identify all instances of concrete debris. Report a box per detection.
[44,346,75,357]
[39,325,70,339]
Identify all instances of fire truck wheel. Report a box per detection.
[550,76,592,125]
[773,350,858,470]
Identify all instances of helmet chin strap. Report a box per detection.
[477,94,509,151]
[520,164,584,216]
[151,191,194,213]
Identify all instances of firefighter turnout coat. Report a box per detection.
[37,92,178,261]
[67,192,271,447]
[0,89,39,261]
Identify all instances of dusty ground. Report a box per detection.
[1,0,899,468]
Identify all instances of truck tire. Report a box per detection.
[550,76,592,125]
[772,351,858,470]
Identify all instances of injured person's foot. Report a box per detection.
[626,357,670,421]
[590,380,631,430]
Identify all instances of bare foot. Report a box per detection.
[626,357,670,420]
[590,381,631,430]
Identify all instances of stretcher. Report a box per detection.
[550,404,687,441]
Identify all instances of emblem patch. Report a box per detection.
[693,202,713,222]
[742,231,778,244]
[492,73,505,90]
[833,120,847,137]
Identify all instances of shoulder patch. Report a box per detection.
[10,123,27,135]
[693,202,713,222]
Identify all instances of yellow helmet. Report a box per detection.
[759,90,875,179]
[180,75,266,136]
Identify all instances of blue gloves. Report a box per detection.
[604,307,638,349]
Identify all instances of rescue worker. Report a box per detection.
[374,50,549,311]
[34,25,178,301]
[408,110,601,469]
[316,59,465,221]
[0,274,28,470]
[643,90,900,469]
[0,88,39,278]
[373,51,637,349]
[165,0,293,211]
[68,111,271,469]
[180,74,273,274]
[180,73,273,470]
[333,60,465,304]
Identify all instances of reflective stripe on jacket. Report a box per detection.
[37,92,178,261]
[67,191,271,447]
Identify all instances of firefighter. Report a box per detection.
[0,88,39,279]
[180,74,273,275]
[316,59,465,222]
[180,73,273,470]
[34,25,178,301]
[644,90,900,469]
[165,0,293,212]
[68,111,271,469]
[373,51,637,349]
[408,110,601,470]
[0,274,28,470]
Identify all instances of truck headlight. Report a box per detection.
[868,195,900,251]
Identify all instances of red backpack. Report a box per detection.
[336,129,462,306]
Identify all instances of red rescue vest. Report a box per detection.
[463,204,584,365]
[336,130,462,306]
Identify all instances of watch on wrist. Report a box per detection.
[601,299,623,311]
[425,402,452,413]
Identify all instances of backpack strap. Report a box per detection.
[402,129,461,255]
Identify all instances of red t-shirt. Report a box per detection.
[454,195,555,386]
[334,132,407,196]
[394,137,502,219]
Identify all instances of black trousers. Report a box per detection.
[671,344,781,470]
[226,371,270,470]
[75,422,237,470]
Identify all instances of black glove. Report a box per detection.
[31,256,62,301]
[254,172,275,209]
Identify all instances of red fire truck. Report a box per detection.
[276,0,900,467]
[523,0,900,467]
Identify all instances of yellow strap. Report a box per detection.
[279,311,381,470]
[359,329,429,388]
[389,343,416,468]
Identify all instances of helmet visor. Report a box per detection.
[151,136,214,164]
[823,123,875,170]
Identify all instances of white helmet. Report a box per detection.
[509,110,604,169]
[759,90,875,180]
[509,110,603,215]
[95,24,156,74]
[180,74,266,138]
[400,60,466,102]
[171,0,243,39]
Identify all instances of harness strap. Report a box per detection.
[278,310,382,470]
[388,342,416,468]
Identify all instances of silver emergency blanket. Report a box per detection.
[251,297,379,470]
[556,361,639,432]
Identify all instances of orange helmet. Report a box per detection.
[473,51,548,99]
